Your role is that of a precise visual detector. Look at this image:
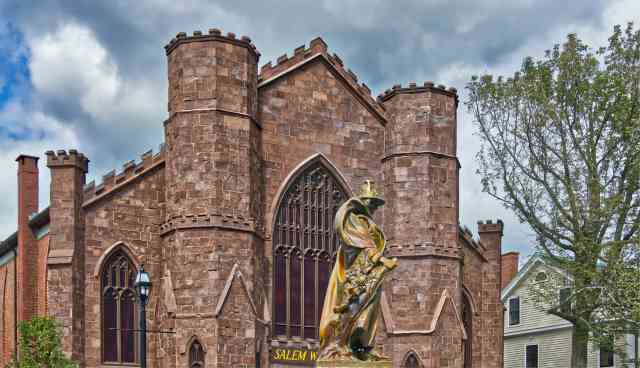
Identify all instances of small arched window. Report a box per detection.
[101,249,137,364]
[189,339,205,368]
[404,352,422,368]
[535,272,547,282]
[273,160,348,339]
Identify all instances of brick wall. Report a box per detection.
[501,251,519,289]
[1,259,16,366]
[16,155,39,322]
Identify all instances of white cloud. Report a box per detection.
[0,100,78,239]
[29,23,121,121]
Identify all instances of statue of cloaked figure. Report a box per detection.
[318,181,398,364]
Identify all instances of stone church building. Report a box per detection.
[0,29,504,367]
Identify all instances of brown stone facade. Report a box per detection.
[0,28,504,368]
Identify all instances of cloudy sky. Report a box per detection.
[0,0,638,263]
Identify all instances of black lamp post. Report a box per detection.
[134,264,151,368]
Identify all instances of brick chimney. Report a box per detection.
[15,154,39,322]
[501,252,519,289]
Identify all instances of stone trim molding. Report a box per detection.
[381,150,461,168]
[47,248,74,266]
[386,242,461,259]
[164,107,261,129]
[92,241,140,278]
[258,52,388,126]
[214,263,261,322]
[401,350,425,368]
[180,335,208,355]
[383,289,468,340]
[160,213,261,237]
[461,284,479,317]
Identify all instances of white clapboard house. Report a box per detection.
[502,254,638,368]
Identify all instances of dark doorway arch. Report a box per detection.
[462,291,473,368]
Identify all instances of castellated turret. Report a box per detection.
[378,83,463,357]
[160,29,264,368]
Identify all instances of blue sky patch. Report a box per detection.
[0,22,31,110]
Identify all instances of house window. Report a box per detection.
[600,338,615,367]
[535,272,547,282]
[525,344,538,368]
[509,297,520,326]
[189,339,205,368]
[559,288,571,315]
[273,162,347,339]
[101,249,137,364]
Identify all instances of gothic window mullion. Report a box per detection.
[273,162,347,340]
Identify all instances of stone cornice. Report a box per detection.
[160,212,264,238]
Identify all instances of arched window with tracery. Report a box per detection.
[189,339,205,368]
[403,352,422,368]
[273,160,348,339]
[101,249,137,364]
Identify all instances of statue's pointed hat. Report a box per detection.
[358,180,385,206]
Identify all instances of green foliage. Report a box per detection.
[466,22,640,367]
[5,316,77,368]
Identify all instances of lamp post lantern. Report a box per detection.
[135,264,152,368]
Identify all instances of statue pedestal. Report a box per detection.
[315,361,392,367]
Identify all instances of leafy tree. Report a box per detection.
[466,23,640,367]
[6,316,77,368]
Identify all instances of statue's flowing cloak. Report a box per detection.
[319,197,387,351]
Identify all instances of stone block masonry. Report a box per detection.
[0,27,504,368]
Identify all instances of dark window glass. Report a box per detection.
[101,249,137,364]
[462,294,473,368]
[272,162,347,339]
[103,288,118,362]
[526,345,538,368]
[509,297,520,325]
[600,339,615,367]
[535,272,547,282]
[404,353,421,367]
[189,339,205,368]
[559,288,572,315]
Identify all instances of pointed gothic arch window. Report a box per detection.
[101,248,138,364]
[273,160,348,339]
[189,339,205,368]
[403,352,422,368]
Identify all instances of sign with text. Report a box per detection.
[270,347,318,366]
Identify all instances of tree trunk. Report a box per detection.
[572,323,590,368]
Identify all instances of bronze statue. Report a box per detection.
[318,181,397,365]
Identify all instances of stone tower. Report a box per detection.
[161,30,264,367]
[379,83,463,366]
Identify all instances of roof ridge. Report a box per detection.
[83,143,166,203]
[258,37,387,120]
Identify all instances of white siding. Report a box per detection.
[504,263,572,336]
[504,328,572,368]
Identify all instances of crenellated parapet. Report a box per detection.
[377,81,458,105]
[45,150,89,173]
[83,144,166,204]
[164,28,260,59]
[258,37,386,121]
[477,219,504,236]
